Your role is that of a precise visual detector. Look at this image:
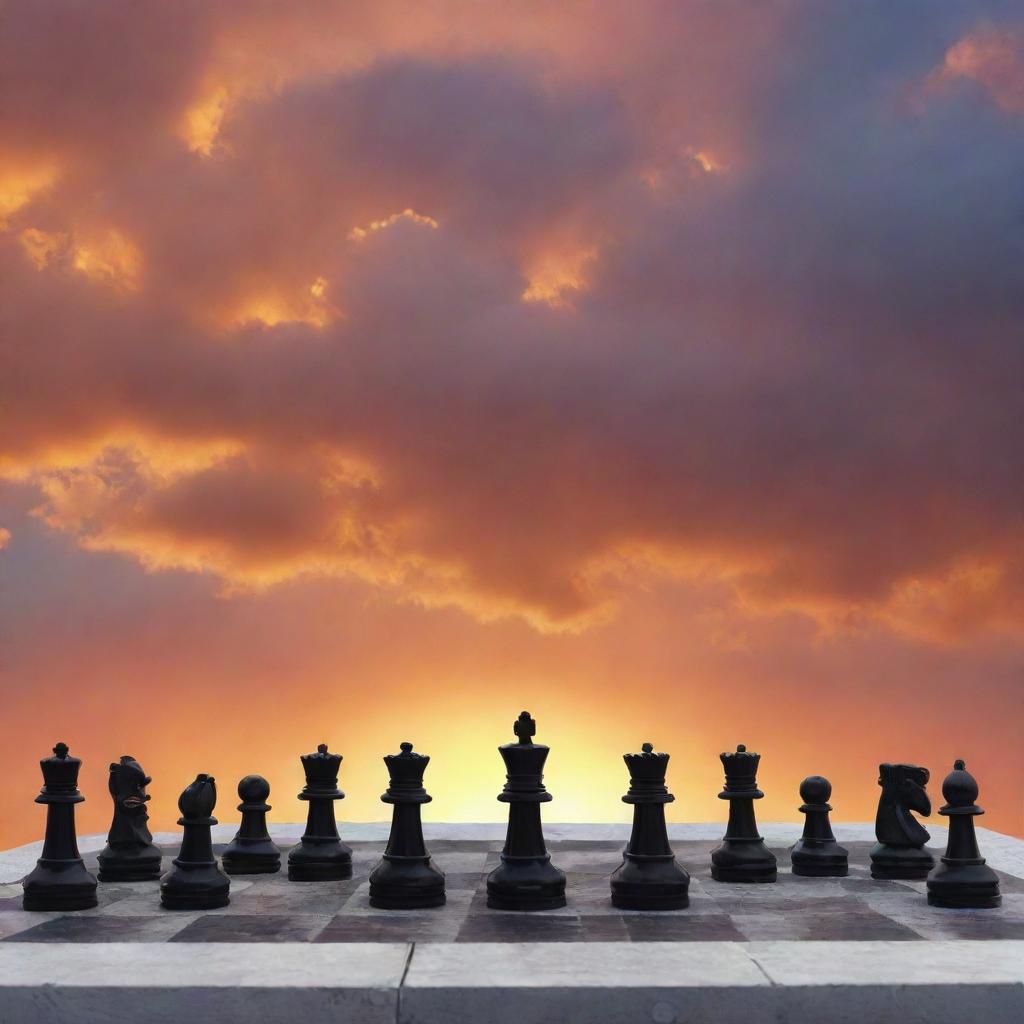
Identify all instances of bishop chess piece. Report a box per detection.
[610,742,690,910]
[288,743,352,881]
[159,774,230,909]
[870,763,935,880]
[789,775,848,877]
[97,755,163,882]
[486,712,566,910]
[222,775,281,875]
[710,744,777,883]
[369,742,446,908]
[926,760,1001,909]
[22,743,98,911]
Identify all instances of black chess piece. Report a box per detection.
[789,775,848,877]
[288,743,352,881]
[368,742,446,909]
[710,744,777,883]
[870,763,935,880]
[159,774,230,909]
[222,775,281,875]
[926,760,1001,909]
[97,755,162,882]
[22,743,98,911]
[486,712,566,910]
[610,742,690,910]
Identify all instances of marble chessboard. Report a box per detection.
[1,823,1022,1023]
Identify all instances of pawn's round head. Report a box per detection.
[237,774,270,803]
[800,775,832,804]
[942,759,978,808]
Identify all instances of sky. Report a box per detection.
[1,1,1022,848]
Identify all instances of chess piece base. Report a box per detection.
[611,856,690,910]
[927,861,1001,909]
[23,885,98,912]
[369,883,446,909]
[160,861,230,910]
[870,842,934,880]
[97,848,163,883]
[369,857,446,909]
[486,858,566,911]
[223,853,281,875]
[22,859,98,911]
[287,838,352,882]
[711,840,777,883]
[790,840,849,878]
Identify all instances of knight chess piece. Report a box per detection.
[870,763,935,880]
[610,742,690,910]
[486,711,566,910]
[97,755,163,882]
[221,775,281,875]
[159,774,230,909]
[22,743,98,911]
[288,743,352,881]
[926,760,1001,909]
[710,744,777,883]
[789,775,848,877]
[368,742,446,909]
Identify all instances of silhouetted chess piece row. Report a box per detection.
[21,726,1002,914]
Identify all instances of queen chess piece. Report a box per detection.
[710,744,777,883]
[870,763,935,880]
[789,775,848,877]
[160,774,230,909]
[22,743,98,911]
[926,760,1001,909]
[486,712,566,911]
[288,743,352,881]
[97,755,162,882]
[610,742,690,910]
[222,775,281,875]
[369,742,446,909]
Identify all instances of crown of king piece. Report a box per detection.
[384,742,430,785]
[301,742,343,784]
[720,743,760,782]
[624,742,669,781]
[40,741,82,792]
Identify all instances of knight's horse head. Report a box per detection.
[898,765,931,817]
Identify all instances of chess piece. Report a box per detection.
[789,775,848,877]
[486,712,566,910]
[369,742,446,908]
[870,763,935,880]
[159,774,230,909]
[927,760,1001,909]
[288,743,352,881]
[97,755,162,882]
[22,743,98,911]
[222,775,281,875]
[710,744,777,883]
[610,742,690,910]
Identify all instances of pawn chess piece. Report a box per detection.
[789,775,848,877]
[222,775,281,875]
[610,742,690,910]
[97,755,163,882]
[369,742,446,908]
[159,774,230,909]
[486,712,566,910]
[288,743,352,881]
[870,763,935,880]
[926,760,1001,909]
[710,744,777,883]
[22,743,98,911]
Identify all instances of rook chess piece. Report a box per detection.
[159,774,230,909]
[288,743,352,881]
[486,712,566,910]
[870,763,935,880]
[97,755,163,882]
[710,744,777,883]
[926,760,1001,909]
[22,743,98,911]
[610,742,690,910]
[222,775,281,875]
[369,742,445,908]
[789,775,848,877]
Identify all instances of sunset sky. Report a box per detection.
[1,1,1022,848]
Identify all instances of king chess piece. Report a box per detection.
[222,775,281,875]
[288,744,352,881]
[97,755,163,882]
[610,742,690,910]
[369,742,446,908]
[870,763,935,880]
[486,712,566,910]
[710,744,777,883]
[927,760,1001,909]
[22,743,98,911]
[789,775,848,877]
[159,774,230,909]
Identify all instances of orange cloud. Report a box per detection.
[924,26,1024,112]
